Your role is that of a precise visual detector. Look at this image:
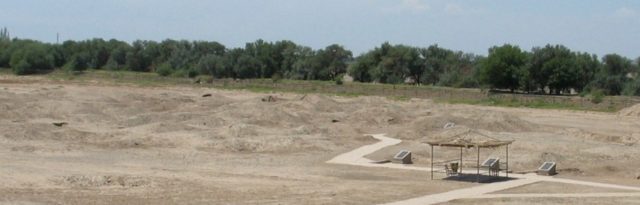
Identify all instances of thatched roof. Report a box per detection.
[425,127,513,148]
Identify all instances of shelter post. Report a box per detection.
[430,144,434,180]
[476,146,480,183]
[459,147,463,174]
[506,144,509,178]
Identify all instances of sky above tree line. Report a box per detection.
[2,0,640,58]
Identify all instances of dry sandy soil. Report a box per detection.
[1,76,639,204]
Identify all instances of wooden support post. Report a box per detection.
[460,147,463,174]
[476,146,480,183]
[506,144,509,178]
[430,145,434,180]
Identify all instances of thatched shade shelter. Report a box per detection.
[425,128,514,182]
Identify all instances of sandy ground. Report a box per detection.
[1,76,640,204]
[495,181,638,194]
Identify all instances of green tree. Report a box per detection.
[0,27,9,42]
[420,45,453,85]
[271,40,298,77]
[315,44,352,80]
[288,46,316,80]
[155,63,173,77]
[479,44,527,92]
[0,40,11,67]
[602,54,633,75]
[351,43,418,84]
[622,78,640,96]
[49,45,66,67]
[244,39,272,78]
[375,45,420,84]
[125,40,153,72]
[1,39,42,68]
[166,40,196,70]
[573,52,599,93]
[105,45,130,70]
[233,53,261,79]
[529,45,579,94]
[9,43,54,75]
[435,52,480,87]
[588,54,634,95]
[348,52,376,82]
[197,54,228,78]
[67,52,91,71]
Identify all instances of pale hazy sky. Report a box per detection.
[2,0,640,58]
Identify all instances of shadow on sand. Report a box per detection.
[443,174,518,184]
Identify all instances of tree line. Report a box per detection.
[478,44,639,96]
[0,28,638,96]
[349,43,639,96]
[0,36,352,81]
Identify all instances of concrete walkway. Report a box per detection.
[472,192,640,199]
[327,134,401,166]
[385,177,541,205]
[327,134,640,205]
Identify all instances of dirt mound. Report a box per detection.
[462,111,537,132]
[396,110,536,139]
[299,94,344,112]
[199,133,333,153]
[559,128,638,146]
[618,103,640,117]
[56,175,150,188]
[347,105,408,126]
[3,123,107,142]
[216,100,314,128]
[96,134,182,149]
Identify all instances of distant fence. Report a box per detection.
[207,79,640,111]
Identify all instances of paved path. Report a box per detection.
[327,134,401,166]
[327,134,640,205]
[385,177,541,205]
[472,192,640,199]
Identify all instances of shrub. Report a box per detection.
[335,74,344,85]
[66,52,91,71]
[590,89,604,104]
[272,72,282,83]
[12,60,32,75]
[9,44,54,75]
[156,63,173,77]
[104,59,118,70]
[186,68,199,78]
[622,79,640,96]
[171,68,199,78]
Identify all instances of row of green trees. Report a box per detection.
[0,37,352,79]
[477,44,639,95]
[0,31,638,96]
[348,43,481,87]
[349,43,640,96]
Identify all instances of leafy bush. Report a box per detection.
[9,44,54,75]
[458,75,480,88]
[186,68,199,78]
[590,89,604,104]
[335,74,344,85]
[155,63,173,77]
[67,52,91,71]
[622,78,640,96]
[104,58,120,70]
[0,41,11,67]
[170,68,199,78]
[12,60,32,75]
[272,72,282,83]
